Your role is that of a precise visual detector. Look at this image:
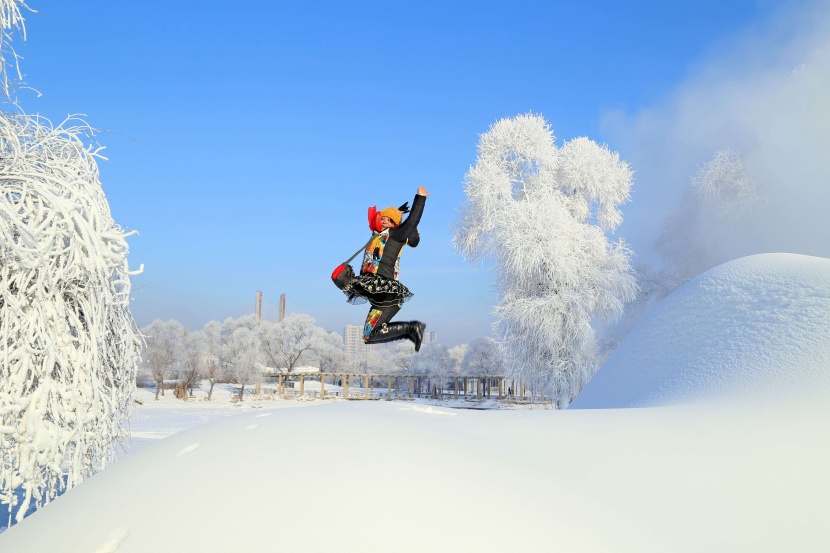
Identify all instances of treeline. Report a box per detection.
[138,314,504,401]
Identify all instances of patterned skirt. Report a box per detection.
[343,273,414,307]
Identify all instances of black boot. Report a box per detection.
[410,321,426,352]
[366,321,427,351]
[365,322,413,345]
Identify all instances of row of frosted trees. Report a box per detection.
[139,314,505,402]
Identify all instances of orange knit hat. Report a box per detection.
[379,206,402,226]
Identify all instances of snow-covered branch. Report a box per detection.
[0,0,32,100]
[0,113,141,524]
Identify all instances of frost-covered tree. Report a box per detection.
[461,338,502,376]
[178,330,205,399]
[413,343,454,378]
[0,3,141,525]
[412,343,454,396]
[448,344,467,374]
[259,314,327,372]
[164,318,187,382]
[358,350,387,376]
[0,0,29,99]
[0,117,141,521]
[143,320,175,400]
[454,113,637,407]
[202,320,222,401]
[391,341,415,373]
[653,148,761,300]
[224,327,262,402]
[692,149,760,218]
[316,331,346,374]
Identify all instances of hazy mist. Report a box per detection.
[605,1,830,271]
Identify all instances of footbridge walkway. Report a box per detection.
[261,372,535,402]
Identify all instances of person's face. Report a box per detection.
[381,216,397,229]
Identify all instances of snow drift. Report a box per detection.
[1,400,828,553]
[573,253,830,408]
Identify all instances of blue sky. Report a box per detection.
[13,0,816,345]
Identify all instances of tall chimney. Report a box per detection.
[256,290,263,322]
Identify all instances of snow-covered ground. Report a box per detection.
[1,253,828,552]
[126,383,324,453]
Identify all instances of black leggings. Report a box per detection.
[363,302,401,342]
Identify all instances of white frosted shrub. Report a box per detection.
[0,114,141,524]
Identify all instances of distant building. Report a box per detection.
[343,325,383,358]
[344,325,363,357]
[423,331,438,346]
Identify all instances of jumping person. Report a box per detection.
[344,186,429,351]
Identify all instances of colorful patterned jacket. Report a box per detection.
[360,193,426,280]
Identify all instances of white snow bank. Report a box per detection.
[1,400,828,553]
[573,253,830,408]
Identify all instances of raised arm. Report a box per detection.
[395,187,429,238]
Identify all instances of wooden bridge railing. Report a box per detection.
[260,372,520,401]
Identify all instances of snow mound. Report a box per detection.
[2,400,829,553]
[572,253,830,408]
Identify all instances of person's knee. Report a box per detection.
[364,308,383,341]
